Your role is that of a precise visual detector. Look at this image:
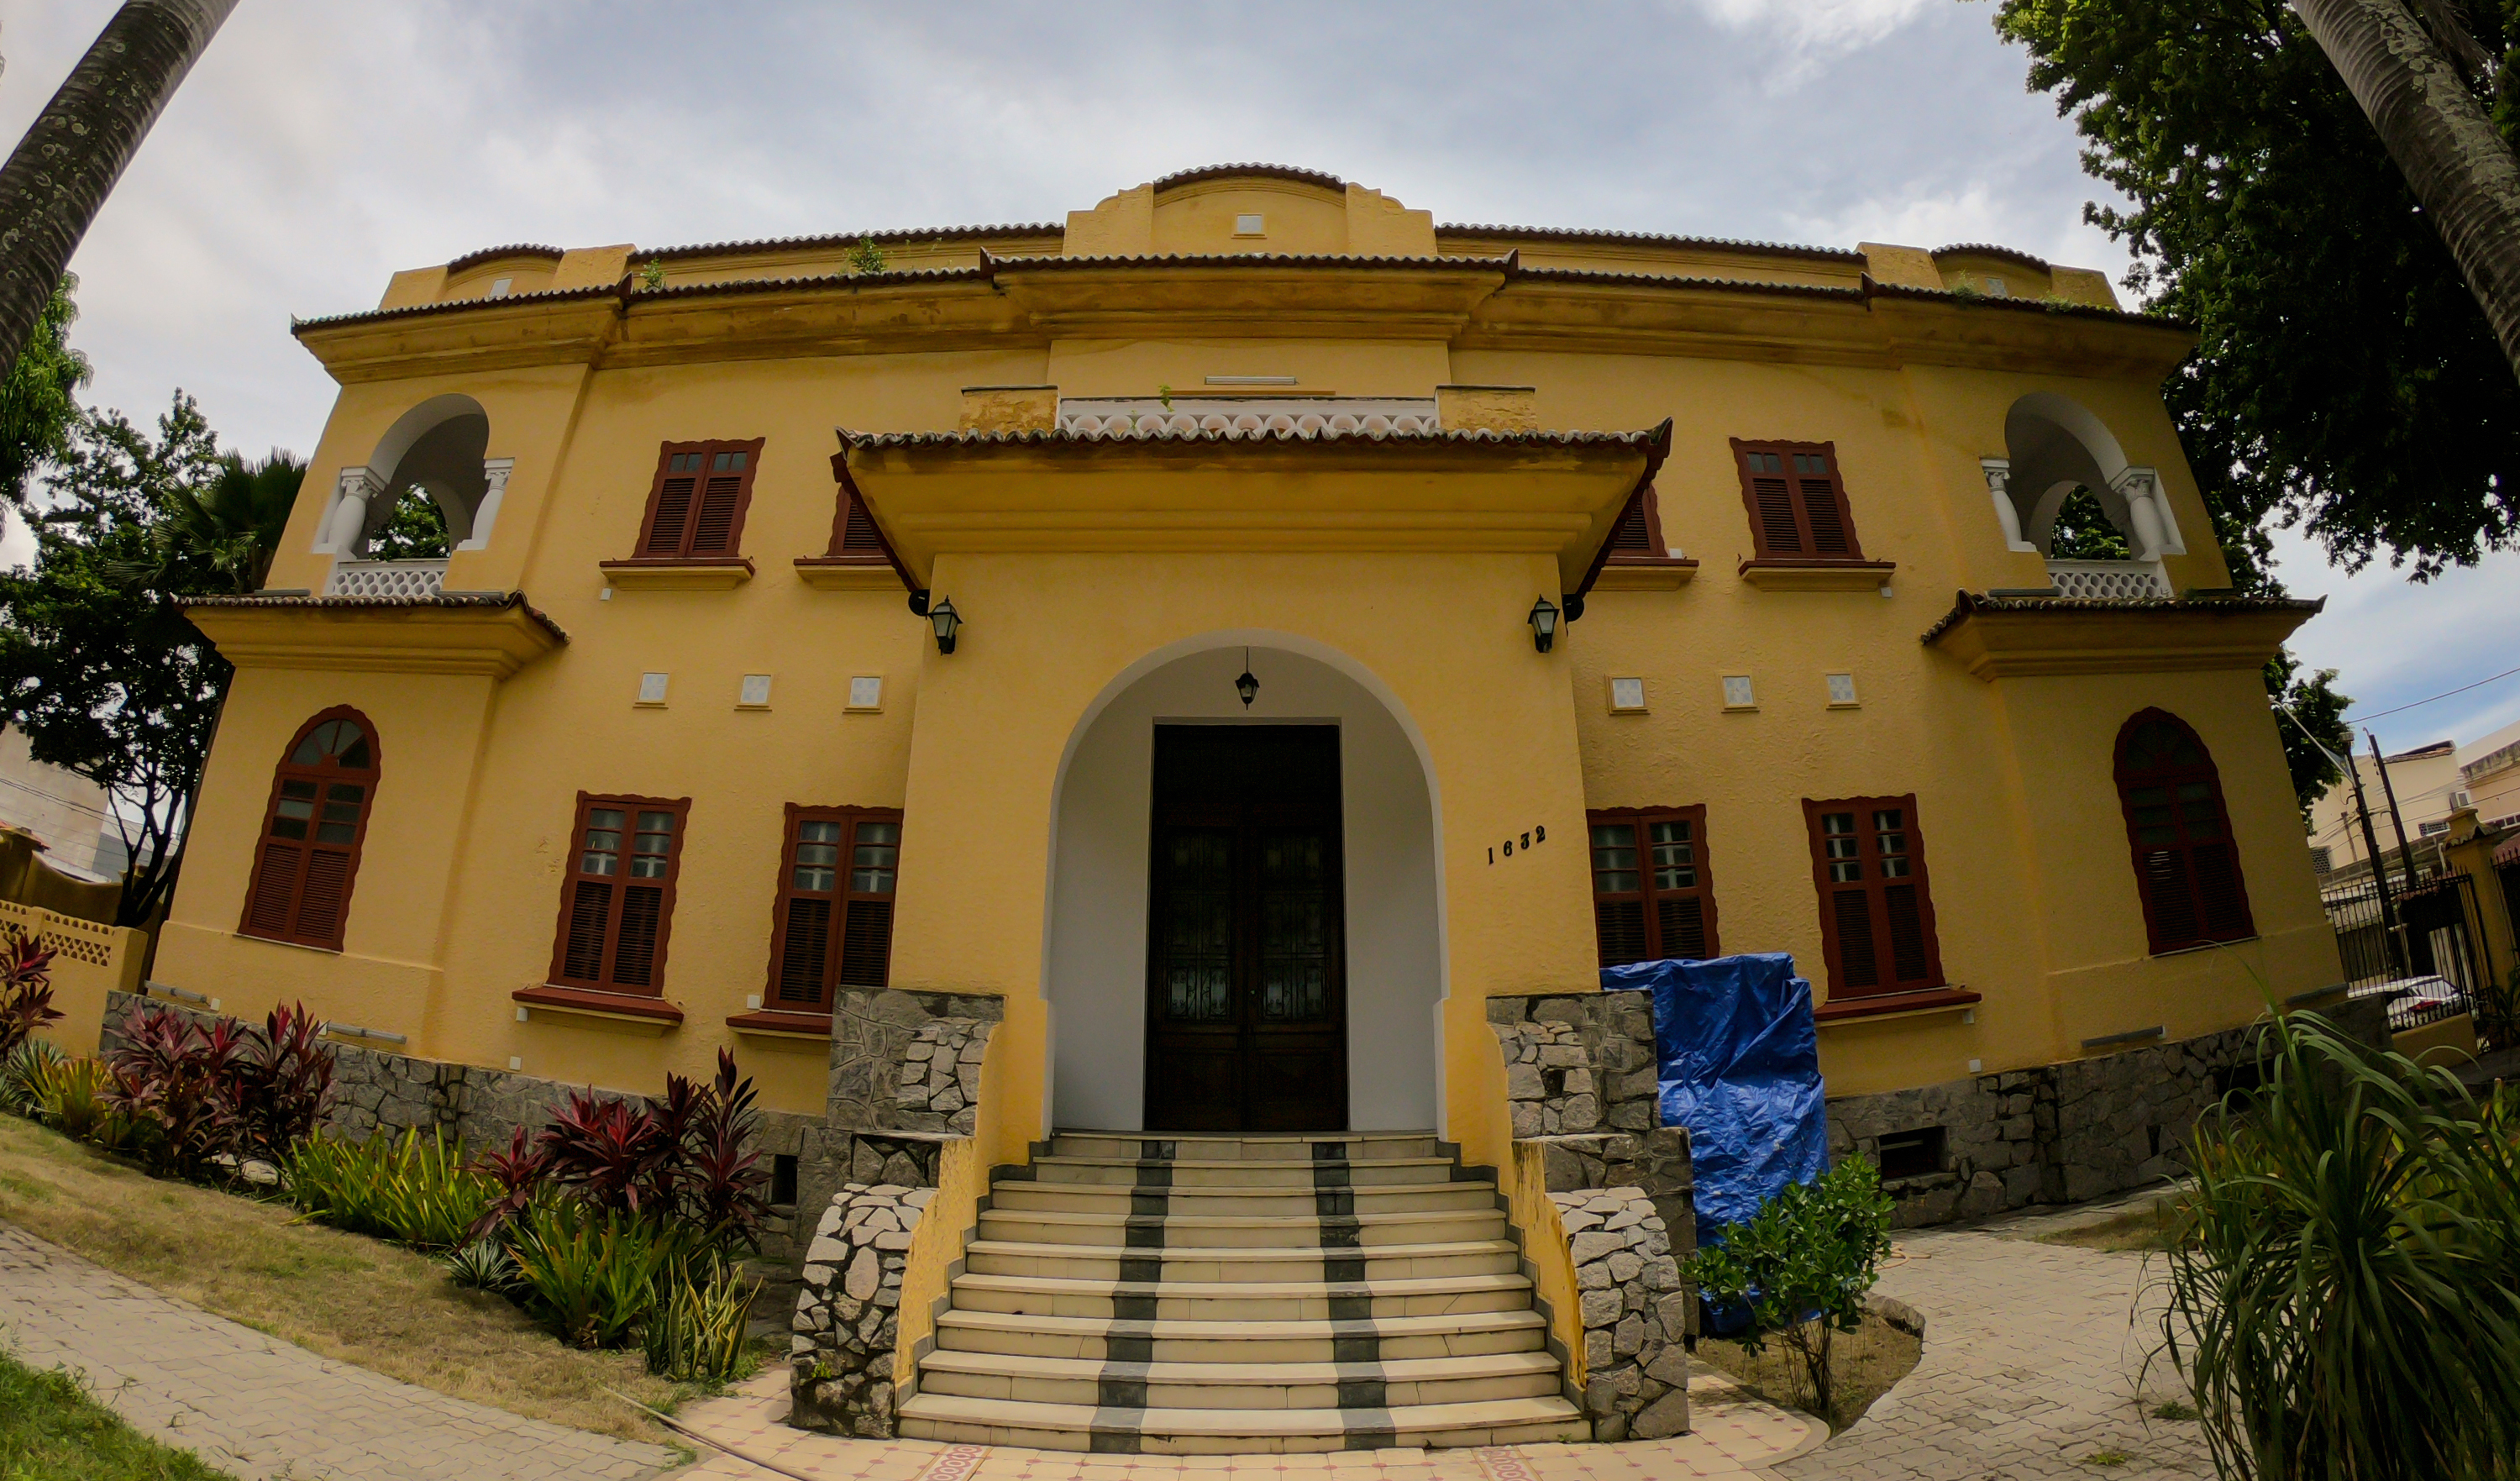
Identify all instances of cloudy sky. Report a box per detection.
[5,0,2515,754]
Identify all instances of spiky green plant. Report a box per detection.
[285,1127,496,1249]
[26,1054,146,1151]
[2165,1011,2520,1481]
[508,1200,684,1349]
[0,1037,64,1115]
[643,1251,759,1384]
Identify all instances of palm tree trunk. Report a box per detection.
[0,0,238,381]
[2292,0,2520,385]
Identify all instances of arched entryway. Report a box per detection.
[1042,639,1443,1133]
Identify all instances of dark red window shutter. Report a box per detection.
[1587,806,1721,968]
[238,709,380,952]
[549,794,690,995]
[2115,711,2255,953]
[1734,440,1865,561]
[1804,796,1945,1000]
[765,806,902,1009]
[633,439,762,559]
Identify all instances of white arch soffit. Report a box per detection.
[1032,628,1455,1131]
[2002,391,2181,559]
[318,393,494,555]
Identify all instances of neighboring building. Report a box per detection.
[157,169,2334,1449]
[2307,721,2520,884]
[2458,716,2520,832]
[0,722,115,880]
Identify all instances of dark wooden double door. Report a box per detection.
[1144,725,1348,1132]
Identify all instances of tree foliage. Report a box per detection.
[1679,1157,1894,1421]
[364,487,450,561]
[0,392,258,925]
[0,276,90,503]
[1992,0,2520,578]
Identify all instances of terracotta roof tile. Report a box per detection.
[1933,242,2054,273]
[1441,223,1863,263]
[291,283,614,332]
[181,591,570,642]
[843,421,1672,451]
[1919,589,2323,646]
[979,249,1512,272]
[646,223,1061,261]
[1865,279,2185,329]
[1149,163,1348,193]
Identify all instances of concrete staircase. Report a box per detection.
[897,1131,1590,1454]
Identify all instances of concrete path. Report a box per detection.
[1772,1223,2210,1481]
[0,1224,676,1481]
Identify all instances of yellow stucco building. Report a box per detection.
[151,167,2333,1451]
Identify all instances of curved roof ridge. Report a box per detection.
[647,222,1062,261]
[1933,242,2052,272]
[444,244,564,275]
[1148,162,1347,193]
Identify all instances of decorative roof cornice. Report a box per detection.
[1919,590,2323,645]
[841,423,1669,452]
[291,282,615,333]
[647,223,1061,260]
[979,249,1515,273]
[1865,278,2185,331]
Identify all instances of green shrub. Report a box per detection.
[2166,1011,2520,1481]
[443,1238,521,1294]
[643,1252,759,1384]
[286,1128,496,1249]
[25,1054,147,1152]
[0,1037,64,1115]
[510,1199,685,1350]
[1680,1156,1894,1419]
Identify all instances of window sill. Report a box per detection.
[1592,557,1699,591]
[513,984,683,1033]
[1812,985,1980,1025]
[599,558,755,591]
[1738,558,1897,592]
[726,1008,833,1042]
[233,930,343,956]
[2148,934,2260,958]
[793,558,902,591]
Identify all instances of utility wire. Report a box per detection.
[2345,663,2520,724]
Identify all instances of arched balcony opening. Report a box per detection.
[1982,392,2182,599]
[317,394,513,596]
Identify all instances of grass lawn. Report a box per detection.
[0,1346,233,1479]
[0,1114,691,1446]
[1696,1309,1923,1432]
[2032,1200,2183,1254]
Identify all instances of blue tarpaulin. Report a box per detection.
[1601,953,1829,1238]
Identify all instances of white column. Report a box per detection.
[323,466,386,555]
[2111,466,2181,557]
[454,458,514,552]
[1982,458,2035,551]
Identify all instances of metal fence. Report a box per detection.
[2323,871,2485,1032]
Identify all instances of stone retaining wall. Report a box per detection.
[789,1184,932,1438]
[1553,1187,1689,1442]
[1828,1021,2275,1225]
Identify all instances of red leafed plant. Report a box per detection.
[227,1002,336,1160]
[105,1000,250,1178]
[473,1049,771,1255]
[0,926,61,1058]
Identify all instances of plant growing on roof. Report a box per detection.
[638,258,666,291]
[1680,1155,1893,1423]
[847,234,886,275]
[0,926,61,1059]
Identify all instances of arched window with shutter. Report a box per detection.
[239,708,381,951]
[2114,709,2255,953]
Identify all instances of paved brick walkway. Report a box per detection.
[1771,1226,2209,1481]
[0,1225,675,1481]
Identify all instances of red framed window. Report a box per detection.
[239,707,381,951]
[1731,439,1865,560]
[766,806,902,1009]
[1803,795,1945,998]
[1603,486,1676,560]
[1587,806,1720,966]
[2115,710,2255,953]
[630,438,764,559]
[549,793,690,995]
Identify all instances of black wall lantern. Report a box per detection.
[928,596,963,654]
[1528,595,1560,653]
[1235,647,1259,708]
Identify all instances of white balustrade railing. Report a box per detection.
[2045,559,2171,601]
[327,558,449,598]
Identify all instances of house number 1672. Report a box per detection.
[1489,825,1546,864]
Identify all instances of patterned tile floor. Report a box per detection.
[666,1368,1825,1481]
